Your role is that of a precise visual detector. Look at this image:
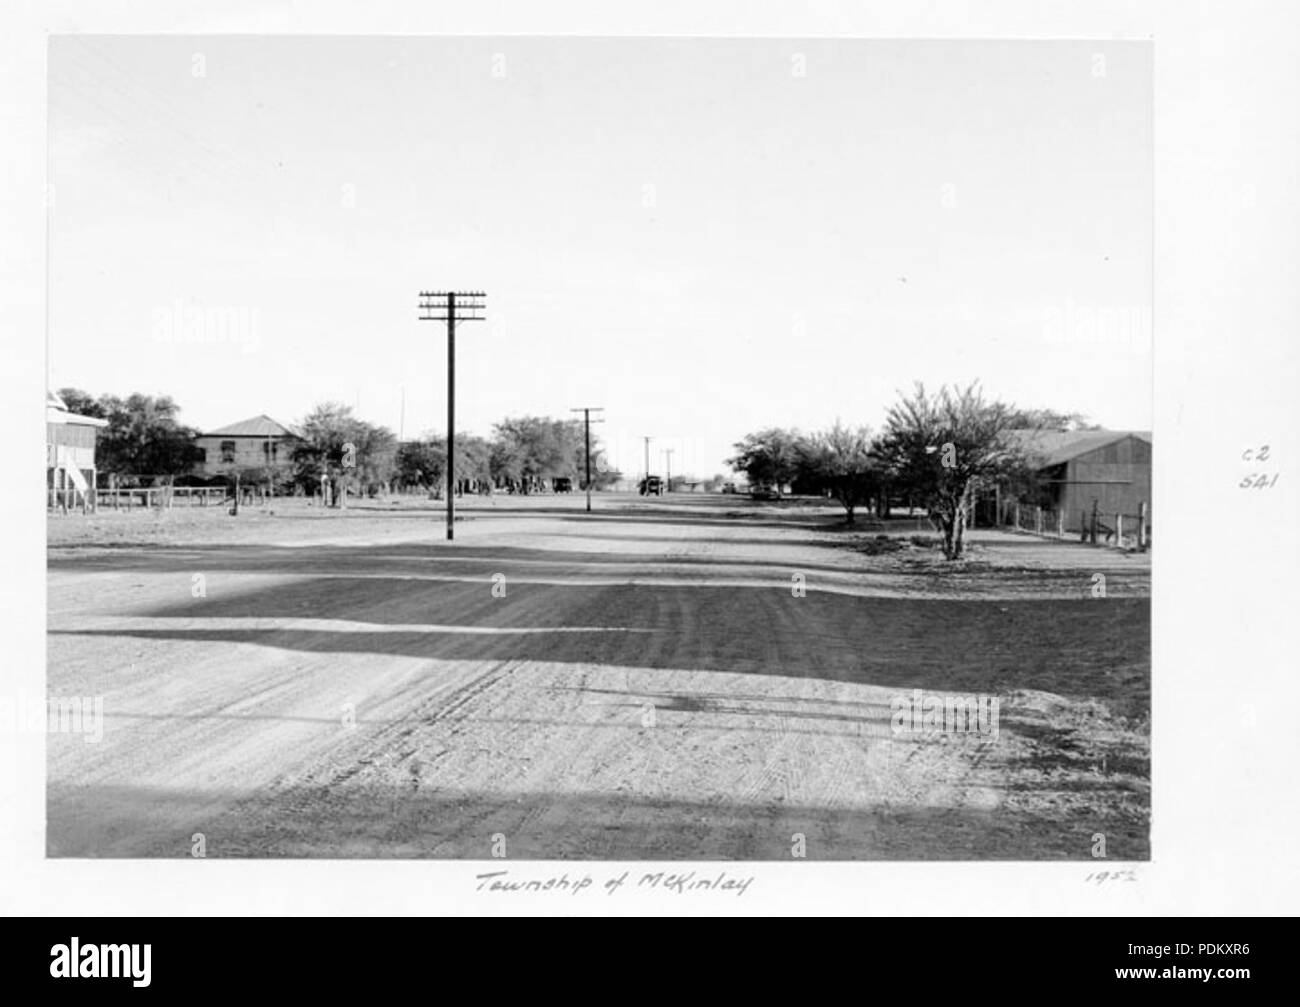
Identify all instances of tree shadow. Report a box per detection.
[47,539,898,580]
[52,574,1150,712]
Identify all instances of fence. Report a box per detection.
[48,486,232,514]
[998,499,1150,551]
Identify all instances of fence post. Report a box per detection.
[1056,509,1064,538]
[1116,513,1123,548]
[1139,501,1148,550]
[1014,503,1020,532]
[1035,506,1043,535]
[1089,499,1099,545]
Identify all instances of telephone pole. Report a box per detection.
[418,291,486,540]
[570,407,605,512]
[662,448,674,492]
[643,436,652,482]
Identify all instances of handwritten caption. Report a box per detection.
[1085,869,1138,884]
[1240,445,1280,489]
[475,869,754,898]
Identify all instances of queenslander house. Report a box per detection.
[47,389,107,510]
[192,415,299,484]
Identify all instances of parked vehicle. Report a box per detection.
[638,475,665,496]
[750,484,780,501]
[721,482,738,494]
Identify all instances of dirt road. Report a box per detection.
[46,495,1150,859]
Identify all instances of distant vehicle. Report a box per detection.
[750,484,780,501]
[721,482,738,494]
[638,475,665,496]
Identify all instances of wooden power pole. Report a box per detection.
[418,291,485,540]
[570,407,605,512]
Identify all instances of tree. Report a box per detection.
[92,392,202,482]
[1005,407,1100,432]
[728,428,803,494]
[396,439,446,492]
[450,433,492,490]
[350,422,398,495]
[291,403,397,504]
[801,422,880,525]
[490,416,586,492]
[875,382,1033,559]
[56,387,106,419]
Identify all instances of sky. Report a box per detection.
[48,36,1152,480]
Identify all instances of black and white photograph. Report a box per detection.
[41,34,1154,862]
[3,0,1298,933]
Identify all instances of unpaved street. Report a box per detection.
[47,495,1150,859]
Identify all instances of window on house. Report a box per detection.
[220,440,236,464]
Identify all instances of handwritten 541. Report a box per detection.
[1241,445,1280,488]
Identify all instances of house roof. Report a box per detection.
[46,389,108,427]
[47,407,108,428]
[202,415,298,438]
[1009,428,1151,467]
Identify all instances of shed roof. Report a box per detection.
[202,415,298,438]
[1009,428,1151,467]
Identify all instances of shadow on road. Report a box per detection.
[53,572,1150,715]
[45,781,1150,860]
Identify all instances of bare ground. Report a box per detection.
[45,494,1150,859]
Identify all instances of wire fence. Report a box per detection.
[997,500,1150,551]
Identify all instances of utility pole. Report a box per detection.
[418,290,486,540]
[570,407,605,513]
[662,448,674,492]
[643,436,652,482]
